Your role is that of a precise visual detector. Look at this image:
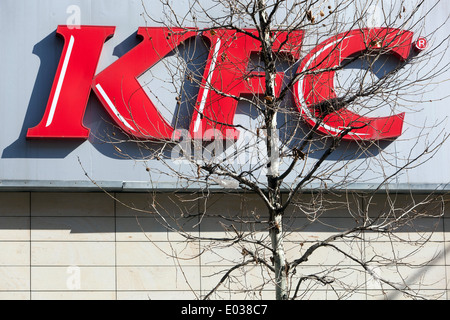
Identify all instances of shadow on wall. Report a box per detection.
[2,30,392,161]
[1,31,84,159]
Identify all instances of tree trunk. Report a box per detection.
[270,211,288,300]
[257,0,288,300]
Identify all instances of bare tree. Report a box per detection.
[87,0,450,300]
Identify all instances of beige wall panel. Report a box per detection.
[117,266,201,291]
[117,291,200,300]
[204,290,275,300]
[200,242,251,266]
[284,193,362,219]
[31,217,115,241]
[0,292,30,300]
[0,242,30,265]
[116,217,199,242]
[0,267,30,291]
[115,193,199,217]
[0,193,29,216]
[284,240,365,266]
[31,242,115,266]
[201,265,276,293]
[364,218,444,242]
[31,193,114,217]
[32,291,116,300]
[366,289,447,300]
[296,289,367,300]
[116,241,200,266]
[365,241,446,266]
[31,266,115,291]
[0,217,30,241]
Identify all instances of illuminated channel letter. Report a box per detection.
[27,26,115,139]
[93,27,197,140]
[189,30,304,140]
[28,26,197,141]
[28,26,414,142]
[294,28,413,140]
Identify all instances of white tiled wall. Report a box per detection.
[0,191,448,300]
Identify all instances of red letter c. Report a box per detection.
[294,28,414,141]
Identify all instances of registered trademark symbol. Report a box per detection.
[414,37,428,52]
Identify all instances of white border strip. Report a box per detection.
[46,35,75,127]
[193,38,222,133]
[297,35,368,137]
[95,83,136,132]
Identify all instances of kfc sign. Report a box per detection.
[27,26,417,142]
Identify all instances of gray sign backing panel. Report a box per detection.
[0,0,449,192]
